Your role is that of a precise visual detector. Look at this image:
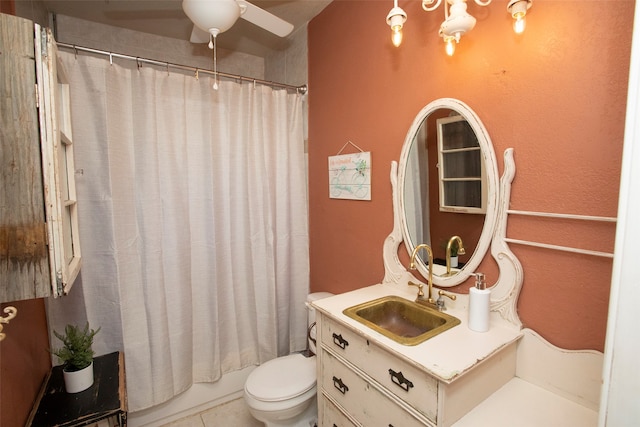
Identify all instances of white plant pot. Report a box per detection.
[450,256,459,268]
[63,362,94,393]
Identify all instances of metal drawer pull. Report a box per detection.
[332,332,349,349]
[332,376,349,394]
[388,368,414,392]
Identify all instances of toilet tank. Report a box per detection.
[306,292,333,325]
[306,292,333,354]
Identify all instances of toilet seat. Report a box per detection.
[245,353,316,402]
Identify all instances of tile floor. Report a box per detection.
[160,397,263,427]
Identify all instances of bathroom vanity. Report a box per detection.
[311,98,602,426]
[312,98,526,426]
[313,285,521,427]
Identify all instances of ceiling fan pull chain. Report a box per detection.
[211,33,219,91]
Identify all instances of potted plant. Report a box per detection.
[51,322,101,393]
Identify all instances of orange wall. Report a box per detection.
[0,1,15,15]
[1,299,51,426]
[308,0,633,352]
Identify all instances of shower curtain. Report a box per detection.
[404,123,431,247]
[48,51,309,411]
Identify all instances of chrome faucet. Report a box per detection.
[409,243,457,311]
[445,235,466,276]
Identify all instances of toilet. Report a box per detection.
[244,292,333,427]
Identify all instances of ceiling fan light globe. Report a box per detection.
[182,0,241,34]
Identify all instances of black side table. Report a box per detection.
[27,351,127,427]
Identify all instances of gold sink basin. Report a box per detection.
[342,296,460,345]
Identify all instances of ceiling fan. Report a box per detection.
[182,0,294,45]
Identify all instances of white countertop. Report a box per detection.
[312,282,522,383]
[452,378,598,427]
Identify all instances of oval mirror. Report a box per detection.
[398,99,499,287]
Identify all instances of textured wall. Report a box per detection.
[308,0,633,351]
[0,299,51,426]
[54,14,265,78]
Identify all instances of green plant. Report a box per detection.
[51,323,101,371]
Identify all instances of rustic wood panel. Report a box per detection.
[0,13,51,302]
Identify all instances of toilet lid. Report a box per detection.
[245,353,316,402]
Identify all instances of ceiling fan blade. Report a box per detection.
[238,0,294,37]
[190,25,211,43]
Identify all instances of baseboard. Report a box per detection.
[127,365,256,427]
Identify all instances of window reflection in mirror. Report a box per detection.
[437,115,486,213]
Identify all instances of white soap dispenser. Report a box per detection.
[468,272,490,332]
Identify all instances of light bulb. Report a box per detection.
[513,13,526,34]
[391,25,403,47]
[508,0,531,34]
[386,5,407,47]
[445,37,456,56]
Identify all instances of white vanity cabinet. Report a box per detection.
[315,98,527,426]
[320,314,437,425]
[316,309,518,427]
[321,348,428,427]
[320,395,358,427]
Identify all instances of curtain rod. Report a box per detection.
[56,42,308,95]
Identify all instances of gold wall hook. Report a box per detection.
[0,306,18,342]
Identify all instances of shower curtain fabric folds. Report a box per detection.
[52,52,309,411]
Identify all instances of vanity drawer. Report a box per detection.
[321,349,428,427]
[321,315,438,423]
[320,395,358,427]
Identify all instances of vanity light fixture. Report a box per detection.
[507,0,532,34]
[431,0,482,56]
[386,0,408,47]
[388,0,533,54]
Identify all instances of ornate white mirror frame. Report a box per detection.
[382,98,524,328]
[398,98,498,286]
